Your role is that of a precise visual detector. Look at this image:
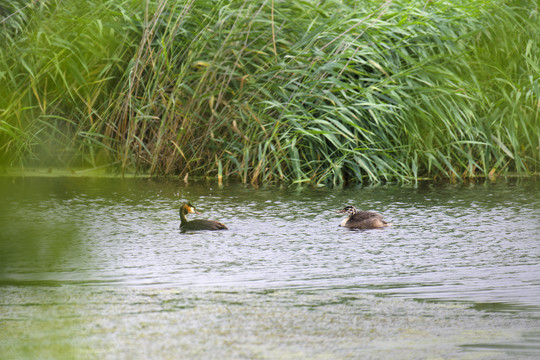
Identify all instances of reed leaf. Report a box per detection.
[1,0,538,182]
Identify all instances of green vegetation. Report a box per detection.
[1,0,538,184]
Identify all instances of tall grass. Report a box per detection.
[1,0,538,183]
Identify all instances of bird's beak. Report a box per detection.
[337,209,346,213]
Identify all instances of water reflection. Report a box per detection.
[0,179,87,284]
[2,286,539,359]
[0,177,539,306]
[1,176,539,358]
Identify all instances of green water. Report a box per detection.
[1,177,539,359]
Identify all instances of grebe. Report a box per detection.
[179,203,228,231]
[338,205,391,229]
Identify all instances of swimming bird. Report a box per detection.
[179,203,228,231]
[338,205,391,229]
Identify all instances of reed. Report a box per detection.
[1,0,538,183]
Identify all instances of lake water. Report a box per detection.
[1,176,539,359]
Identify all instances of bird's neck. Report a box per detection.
[180,208,188,224]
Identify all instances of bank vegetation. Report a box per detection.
[1,0,538,183]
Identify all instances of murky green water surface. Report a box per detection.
[1,177,539,359]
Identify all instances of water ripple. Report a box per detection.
[1,177,539,308]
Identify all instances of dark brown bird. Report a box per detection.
[338,206,391,229]
[179,203,228,231]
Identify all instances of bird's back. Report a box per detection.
[344,211,390,229]
[181,219,228,231]
[352,211,382,221]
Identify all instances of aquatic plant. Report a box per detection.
[1,0,538,183]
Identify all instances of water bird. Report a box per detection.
[179,203,228,231]
[338,206,391,229]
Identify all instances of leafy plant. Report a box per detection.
[1,0,538,183]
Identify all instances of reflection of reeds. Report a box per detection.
[0,180,85,279]
[1,0,538,183]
